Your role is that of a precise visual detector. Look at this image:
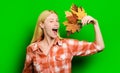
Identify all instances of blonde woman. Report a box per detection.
[22,10,104,73]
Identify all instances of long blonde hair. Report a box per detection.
[31,10,57,43]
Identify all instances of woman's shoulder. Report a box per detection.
[27,42,38,52]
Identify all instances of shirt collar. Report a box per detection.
[37,37,63,53]
[53,37,63,46]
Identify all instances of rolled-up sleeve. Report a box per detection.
[22,46,34,73]
[66,39,103,56]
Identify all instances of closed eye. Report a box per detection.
[50,21,54,23]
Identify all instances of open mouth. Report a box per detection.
[52,28,58,32]
[52,28,58,34]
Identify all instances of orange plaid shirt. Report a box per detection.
[23,38,102,73]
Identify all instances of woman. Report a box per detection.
[23,10,104,73]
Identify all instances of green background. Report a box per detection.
[0,0,120,73]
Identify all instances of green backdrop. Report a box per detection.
[0,0,120,73]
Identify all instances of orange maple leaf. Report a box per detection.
[65,11,78,24]
[63,4,87,36]
[63,21,80,33]
[71,4,87,20]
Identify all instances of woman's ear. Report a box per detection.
[39,23,44,29]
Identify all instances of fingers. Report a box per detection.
[81,16,97,26]
[81,16,87,26]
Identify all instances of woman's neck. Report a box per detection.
[39,35,55,55]
[43,35,55,47]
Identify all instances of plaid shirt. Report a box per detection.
[23,38,102,73]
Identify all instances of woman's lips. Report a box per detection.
[52,28,58,35]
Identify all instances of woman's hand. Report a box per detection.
[81,16,98,26]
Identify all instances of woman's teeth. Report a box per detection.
[52,28,58,35]
[52,29,58,32]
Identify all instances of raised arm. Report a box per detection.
[65,16,105,56]
[81,16,105,50]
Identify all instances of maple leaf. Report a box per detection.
[67,15,77,24]
[63,21,80,33]
[65,11,73,17]
[65,11,78,24]
[71,4,78,12]
[71,5,87,20]
[77,7,87,20]
[66,24,80,33]
[63,4,87,36]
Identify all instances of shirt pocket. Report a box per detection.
[55,54,71,62]
[54,54,71,71]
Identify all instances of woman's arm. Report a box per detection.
[22,45,34,73]
[81,16,105,50]
[65,16,105,56]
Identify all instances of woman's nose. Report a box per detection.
[54,22,59,27]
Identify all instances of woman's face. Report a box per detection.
[41,13,59,39]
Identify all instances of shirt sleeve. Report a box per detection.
[65,39,103,56]
[22,45,34,73]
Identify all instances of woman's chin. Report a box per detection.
[51,32,58,39]
[50,34,58,39]
[52,35,58,39]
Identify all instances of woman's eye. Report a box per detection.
[50,21,54,23]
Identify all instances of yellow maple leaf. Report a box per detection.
[71,5,87,20]
[77,7,87,19]
[63,4,87,35]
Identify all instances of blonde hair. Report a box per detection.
[31,10,58,43]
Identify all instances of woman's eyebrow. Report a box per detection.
[49,18,58,20]
[49,18,54,20]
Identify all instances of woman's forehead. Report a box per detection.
[46,13,58,20]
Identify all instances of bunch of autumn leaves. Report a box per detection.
[63,4,87,36]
